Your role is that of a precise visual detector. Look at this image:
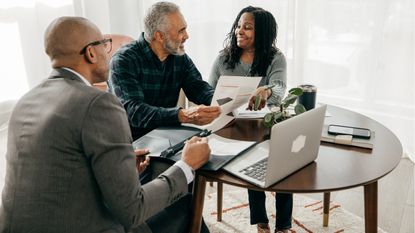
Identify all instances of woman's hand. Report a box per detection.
[247,86,272,110]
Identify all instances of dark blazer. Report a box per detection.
[0,68,188,233]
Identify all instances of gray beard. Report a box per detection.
[164,40,185,56]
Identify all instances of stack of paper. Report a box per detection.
[233,104,271,119]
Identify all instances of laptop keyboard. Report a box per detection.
[239,158,267,182]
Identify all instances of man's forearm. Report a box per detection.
[126,102,181,128]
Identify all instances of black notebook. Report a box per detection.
[132,125,256,171]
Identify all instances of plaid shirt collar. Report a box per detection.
[138,33,172,69]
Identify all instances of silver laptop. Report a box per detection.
[223,105,327,188]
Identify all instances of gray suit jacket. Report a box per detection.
[0,68,188,233]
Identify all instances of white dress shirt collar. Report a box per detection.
[62,67,92,87]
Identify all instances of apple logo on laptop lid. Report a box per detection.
[291,135,306,153]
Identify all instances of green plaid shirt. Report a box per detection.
[108,33,213,139]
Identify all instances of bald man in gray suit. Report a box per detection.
[0,16,210,233]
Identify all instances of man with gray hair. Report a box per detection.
[0,16,210,233]
[108,1,221,140]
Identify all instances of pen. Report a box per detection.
[160,129,212,158]
[264,84,276,90]
[136,150,149,161]
[254,84,276,110]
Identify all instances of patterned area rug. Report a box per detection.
[203,185,387,233]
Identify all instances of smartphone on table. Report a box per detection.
[328,124,371,139]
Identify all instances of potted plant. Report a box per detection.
[263,87,307,128]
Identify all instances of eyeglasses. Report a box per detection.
[79,38,112,55]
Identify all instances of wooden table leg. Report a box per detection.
[190,173,207,233]
[364,181,378,233]
[323,192,330,227]
[217,182,223,222]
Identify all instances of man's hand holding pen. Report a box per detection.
[160,129,211,158]
[135,131,211,172]
[181,136,210,170]
[135,148,150,174]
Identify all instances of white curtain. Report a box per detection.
[0,0,414,192]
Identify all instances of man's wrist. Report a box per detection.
[178,108,197,124]
[174,160,194,184]
[178,108,190,123]
[178,108,185,123]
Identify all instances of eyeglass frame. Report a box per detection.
[79,38,112,55]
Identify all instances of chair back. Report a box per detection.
[93,34,134,91]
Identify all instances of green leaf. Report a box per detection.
[288,87,303,96]
[294,104,306,115]
[263,113,274,128]
[274,112,283,122]
[254,95,261,110]
[264,113,274,122]
[263,121,273,128]
[282,94,297,108]
[262,87,307,126]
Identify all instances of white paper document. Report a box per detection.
[208,134,256,156]
[211,76,262,112]
[233,104,272,119]
[184,76,262,132]
[182,114,235,132]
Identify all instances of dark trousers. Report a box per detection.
[248,189,293,230]
[140,159,209,233]
[146,193,209,233]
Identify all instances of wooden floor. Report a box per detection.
[304,158,414,233]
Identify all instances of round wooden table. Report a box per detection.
[190,105,402,233]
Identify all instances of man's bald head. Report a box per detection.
[44,16,101,64]
[44,16,110,84]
